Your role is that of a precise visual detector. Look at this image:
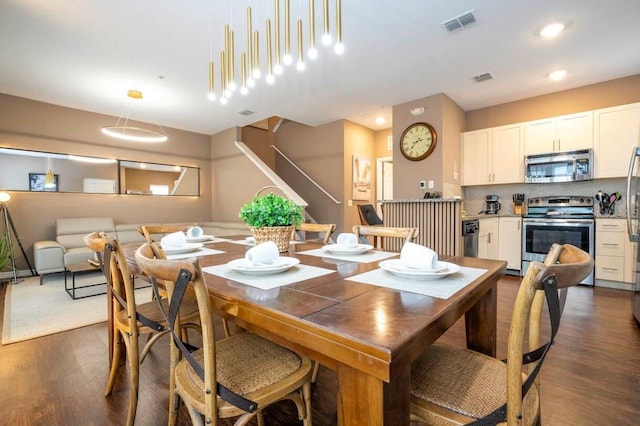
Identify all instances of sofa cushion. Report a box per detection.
[56,217,116,249]
[115,223,159,244]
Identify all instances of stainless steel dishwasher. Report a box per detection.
[462,218,479,257]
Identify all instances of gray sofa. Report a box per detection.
[33,217,251,283]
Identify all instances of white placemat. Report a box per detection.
[202,263,335,290]
[166,247,226,260]
[228,239,305,247]
[202,237,232,244]
[297,248,398,263]
[346,266,488,299]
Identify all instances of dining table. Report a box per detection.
[124,236,506,425]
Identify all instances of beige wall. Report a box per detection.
[273,119,345,232]
[0,93,212,270]
[392,93,464,199]
[374,128,393,158]
[466,74,640,130]
[210,127,275,222]
[344,121,376,233]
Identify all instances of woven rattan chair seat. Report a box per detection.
[411,343,538,421]
[175,332,306,417]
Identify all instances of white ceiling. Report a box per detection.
[1,0,640,135]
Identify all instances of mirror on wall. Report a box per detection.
[0,147,199,196]
[119,161,200,196]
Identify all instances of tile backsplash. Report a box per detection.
[462,177,628,217]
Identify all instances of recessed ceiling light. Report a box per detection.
[375,117,385,124]
[549,69,567,80]
[540,22,565,38]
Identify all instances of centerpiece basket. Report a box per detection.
[239,186,304,253]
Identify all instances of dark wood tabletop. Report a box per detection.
[125,237,506,425]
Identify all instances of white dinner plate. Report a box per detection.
[378,260,461,280]
[162,242,204,255]
[245,236,255,244]
[227,257,300,275]
[186,235,214,243]
[322,244,374,255]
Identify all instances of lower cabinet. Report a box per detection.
[498,217,522,271]
[479,217,522,271]
[595,219,636,284]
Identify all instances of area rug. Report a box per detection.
[2,272,152,345]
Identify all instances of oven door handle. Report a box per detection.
[627,146,640,243]
[523,218,594,225]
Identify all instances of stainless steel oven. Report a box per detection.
[522,196,595,285]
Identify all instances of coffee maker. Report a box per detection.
[485,195,501,214]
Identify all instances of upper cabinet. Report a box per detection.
[524,111,593,155]
[461,123,523,186]
[594,102,640,178]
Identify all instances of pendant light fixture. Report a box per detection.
[207,0,345,104]
[101,90,168,143]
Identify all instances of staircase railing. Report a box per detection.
[270,145,341,205]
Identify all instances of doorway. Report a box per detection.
[376,156,393,217]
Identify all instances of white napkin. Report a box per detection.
[400,242,438,270]
[161,231,187,250]
[245,241,279,265]
[187,226,203,238]
[337,233,358,248]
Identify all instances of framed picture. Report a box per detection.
[29,173,59,192]
[352,155,371,200]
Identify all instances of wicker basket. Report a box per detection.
[251,225,293,252]
[247,186,297,252]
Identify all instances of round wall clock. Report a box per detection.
[399,122,437,161]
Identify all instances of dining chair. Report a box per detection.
[409,243,594,425]
[84,232,200,426]
[352,224,418,250]
[294,222,336,244]
[357,203,383,226]
[134,242,313,426]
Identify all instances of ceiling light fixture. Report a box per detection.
[207,0,344,104]
[540,22,565,38]
[101,90,168,143]
[375,117,385,124]
[549,69,567,81]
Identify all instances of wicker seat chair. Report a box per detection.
[352,224,418,250]
[84,232,200,426]
[410,243,594,425]
[294,222,336,244]
[134,242,313,426]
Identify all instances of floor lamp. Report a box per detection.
[0,191,35,284]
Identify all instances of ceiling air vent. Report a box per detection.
[236,109,254,116]
[472,72,493,82]
[443,10,477,33]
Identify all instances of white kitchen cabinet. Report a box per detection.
[461,129,491,185]
[594,102,640,178]
[595,219,637,284]
[461,124,524,186]
[478,218,499,260]
[498,217,522,270]
[524,111,593,155]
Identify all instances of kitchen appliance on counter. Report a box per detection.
[522,195,595,285]
[525,148,594,183]
[513,193,525,215]
[625,147,640,324]
[483,195,501,214]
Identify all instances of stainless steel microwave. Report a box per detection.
[524,148,593,183]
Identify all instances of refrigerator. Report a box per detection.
[626,147,640,324]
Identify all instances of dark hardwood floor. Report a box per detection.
[1,277,639,425]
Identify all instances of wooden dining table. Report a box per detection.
[124,237,506,425]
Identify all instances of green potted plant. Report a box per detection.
[239,187,304,252]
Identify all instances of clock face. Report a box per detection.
[400,122,437,161]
